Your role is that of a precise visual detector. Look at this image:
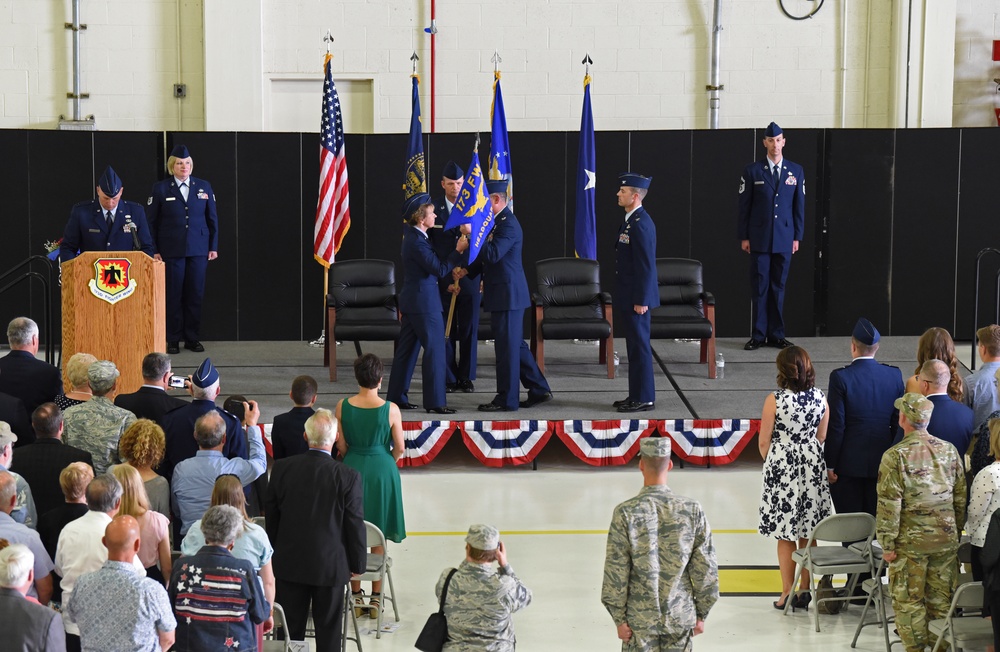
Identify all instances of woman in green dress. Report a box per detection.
[336,353,406,618]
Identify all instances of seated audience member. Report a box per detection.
[171,409,265,536]
[117,419,170,519]
[110,464,171,586]
[63,361,137,475]
[0,317,63,420]
[67,515,175,652]
[53,353,97,412]
[37,463,93,603]
[159,358,248,482]
[0,387,32,445]
[114,352,188,424]
[965,325,1000,431]
[170,505,270,651]
[0,544,65,651]
[0,421,37,527]
[969,419,1000,581]
[222,394,267,516]
[0,471,53,604]
[271,375,318,460]
[55,473,144,649]
[12,404,93,516]
[181,476,275,650]
[894,359,975,455]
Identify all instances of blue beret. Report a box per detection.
[192,357,219,388]
[442,161,464,180]
[402,192,432,220]
[852,318,880,346]
[764,121,783,137]
[170,144,191,159]
[97,166,123,197]
[618,173,651,189]
[485,180,508,195]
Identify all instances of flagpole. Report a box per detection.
[445,132,480,338]
[310,30,336,348]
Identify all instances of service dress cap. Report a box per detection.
[402,192,432,220]
[485,180,508,195]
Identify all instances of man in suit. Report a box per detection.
[158,357,247,483]
[10,403,93,517]
[612,173,659,413]
[147,145,220,355]
[387,193,466,415]
[0,544,65,651]
[59,166,155,261]
[456,180,552,412]
[432,161,481,393]
[0,390,31,446]
[265,408,366,652]
[113,352,188,424]
[892,359,975,455]
[825,318,905,517]
[271,375,317,460]
[0,317,63,429]
[738,122,805,351]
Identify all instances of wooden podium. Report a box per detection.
[62,251,166,395]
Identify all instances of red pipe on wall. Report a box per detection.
[430,0,436,132]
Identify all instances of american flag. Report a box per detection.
[314,54,350,267]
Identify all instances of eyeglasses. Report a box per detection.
[917,377,932,384]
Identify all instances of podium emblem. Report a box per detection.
[88,257,138,304]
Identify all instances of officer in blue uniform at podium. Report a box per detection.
[60,165,155,261]
[738,121,805,351]
[147,145,219,355]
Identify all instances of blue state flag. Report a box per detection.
[489,72,513,207]
[574,74,597,259]
[445,150,494,264]
[403,75,426,200]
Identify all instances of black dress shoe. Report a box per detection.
[519,392,553,409]
[184,341,205,352]
[427,406,457,415]
[446,383,459,394]
[478,401,511,412]
[397,402,419,410]
[744,338,764,351]
[457,379,475,393]
[612,397,631,408]
[618,400,655,413]
[767,338,794,349]
[167,342,180,354]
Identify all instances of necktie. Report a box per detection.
[772,165,779,185]
[180,182,189,202]
[106,211,114,229]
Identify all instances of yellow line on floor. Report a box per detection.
[719,568,782,594]
[409,528,760,537]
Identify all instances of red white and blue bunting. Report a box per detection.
[659,419,759,466]
[399,421,458,467]
[554,420,658,466]
[458,420,553,467]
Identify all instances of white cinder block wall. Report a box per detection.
[1,0,998,131]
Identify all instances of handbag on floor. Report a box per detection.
[415,568,458,652]
[816,575,844,614]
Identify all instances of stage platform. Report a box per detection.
[156,334,973,468]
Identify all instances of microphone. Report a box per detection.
[125,217,141,251]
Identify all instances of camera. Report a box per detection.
[168,375,187,388]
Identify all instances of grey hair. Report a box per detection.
[194,412,226,449]
[201,504,243,546]
[304,408,337,448]
[191,379,220,400]
[142,352,172,381]
[86,474,123,513]
[7,317,38,348]
[0,471,15,507]
[0,544,34,588]
[920,359,950,389]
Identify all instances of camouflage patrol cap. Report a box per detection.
[640,436,671,458]
[465,524,499,551]
[88,360,120,393]
[894,392,934,425]
[0,421,16,449]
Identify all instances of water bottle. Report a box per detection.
[715,352,725,379]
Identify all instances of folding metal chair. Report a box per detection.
[850,541,900,651]
[929,581,993,652]
[262,603,292,652]
[784,512,877,632]
[354,521,399,639]
[342,585,362,652]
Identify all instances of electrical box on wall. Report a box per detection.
[173,84,187,99]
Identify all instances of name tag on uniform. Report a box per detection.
[165,197,176,201]
[197,192,209,200]
[754,181,765,185]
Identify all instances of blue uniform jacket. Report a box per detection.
[147,176,219,257]
[892,394,975,455]
[431,197,480,298]
[825,358,905,478]
[614,206,660,308]
[737,158,805,253]
[158,400,249,482]
[60,199,155,261]
[398,225,462,314]
[466,207,531,312]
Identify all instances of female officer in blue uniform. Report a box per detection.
[147,145,219,354]
[387,193,467,414]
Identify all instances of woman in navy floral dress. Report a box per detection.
[758,345,832,610]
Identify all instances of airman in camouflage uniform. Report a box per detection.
[0,422,36,527]
[62,361,136,475]
[877,393,966,652]
[434,524,532,651]
[602,437,719,652]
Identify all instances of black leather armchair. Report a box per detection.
[649,258,717,379]
[530,257,614,378]
[324,260,400,381]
